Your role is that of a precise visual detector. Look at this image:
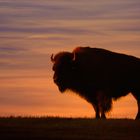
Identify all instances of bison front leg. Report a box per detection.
[100,102,107,119]
[95,106,100,119]
[92,104,106,119]
[92,104,100,119]
[101,110,106,119]
[98,102,106,119]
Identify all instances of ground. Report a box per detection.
[0,117,140,140]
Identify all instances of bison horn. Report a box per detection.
[51,54,54,62]
[72,52,76,61]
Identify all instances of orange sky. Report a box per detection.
[0,0,140,119]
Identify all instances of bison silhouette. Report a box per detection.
[51,47,140,119]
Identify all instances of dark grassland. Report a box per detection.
[0,117,140,140]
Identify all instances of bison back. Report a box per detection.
[73,47,140,92]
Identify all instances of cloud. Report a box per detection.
[0,51,51,70]
[0,26,92,35]
[0,0,139,38]
[0,0,140,21]
[0,46,27,52]
[0,88,48,107]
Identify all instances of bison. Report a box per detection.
[51,47,140,119]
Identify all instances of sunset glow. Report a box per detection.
[0,0,140,119]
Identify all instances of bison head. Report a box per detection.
[51,52,76,92]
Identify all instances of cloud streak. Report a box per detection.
[0,26,92,35]
[0,0,140,20]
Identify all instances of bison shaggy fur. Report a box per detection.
[51,47,140,119]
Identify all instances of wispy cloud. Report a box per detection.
[0,0,140,20]
[0,26,92,35]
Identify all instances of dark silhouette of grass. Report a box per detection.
[0,117,140,140]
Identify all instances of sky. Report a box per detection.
[0,0,140,118]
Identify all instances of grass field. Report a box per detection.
[0,117,140,140]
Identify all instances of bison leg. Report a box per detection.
[101,111,106,119]
[92,104,100,119]
[94,104,106,119]
[95,107,100,119]
[93,103,106,119]
[99,103,106,119]
[136,101,140,120]
[131,92,140,119]
[95,105,106,119]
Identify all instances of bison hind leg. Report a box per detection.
[131,91,140,120]
[135,101,140,120]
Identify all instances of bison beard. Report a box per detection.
[51,47,140,119]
